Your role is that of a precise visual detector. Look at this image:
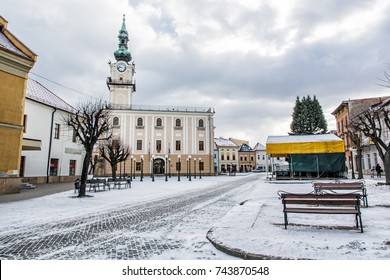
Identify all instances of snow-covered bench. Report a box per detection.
[87,179,109,192]
[278,192,363,233]
[107,178,131,189]
[313,181,367,207]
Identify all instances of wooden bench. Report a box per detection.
[87,179,110,192]
[107,178,131,189]
[313,181,368,207]
[278,192,363,233]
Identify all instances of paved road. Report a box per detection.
[0,175,259,260]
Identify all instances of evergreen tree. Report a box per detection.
[290,95,327,135]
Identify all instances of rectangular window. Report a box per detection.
[136,162,141,171]
[54,123,60,139]
[69,160,76,176]
[199,141,204,151]
[137,140,142,150]
[176,140,181,151]
[250,156,254,162]
[156,140,162,152]
[221,154,224,161]
[50,158,59,176]
[227,155,230,161]
[233,155,236,160]
[199,161,204,171]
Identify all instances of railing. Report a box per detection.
[108,104,215,113]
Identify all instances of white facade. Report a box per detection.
[21,79,84,184]
[100,17,215,176]
[253,142,267,171]
[214,137,239,173]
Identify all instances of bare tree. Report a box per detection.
[99,139,130,179]
[344,125,364,179]
[349,103,390,184]
[64,100,112,197]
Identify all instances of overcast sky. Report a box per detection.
[3,0,390,145]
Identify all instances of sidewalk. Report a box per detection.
[207,176,390,260]
[0,182,74,203]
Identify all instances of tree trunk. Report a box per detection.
[357,147,364,180]
[111,163,117,180]
[79,151,92,197]
[384,150,390,185]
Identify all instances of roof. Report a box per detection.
[239,143,254,152]
[214,137,239,148]
[0,16,37,62]
[26,78,76,113]
[266,134,344,156]
[253,143,266,151]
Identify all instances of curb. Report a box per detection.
[206,227,288,260]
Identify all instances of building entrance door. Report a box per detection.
[153,158,165,174]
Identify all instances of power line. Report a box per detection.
[30,72,97,99]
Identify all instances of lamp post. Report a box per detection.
[199,158,202,179]
[165,155,168,181]
[194,158,197,179]
[178,155,181,181]
[168,158,171,178]
[188,155,192,181]
[130,155,133,181]
[349,148,356,179]
[151,155,155,182]
[133,158,136,179]
[140,155,144,182]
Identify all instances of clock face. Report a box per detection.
[117,62,127,72]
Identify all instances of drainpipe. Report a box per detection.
[46,108,57,183]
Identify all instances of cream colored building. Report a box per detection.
[98,16,215,177]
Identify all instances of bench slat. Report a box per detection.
[285,208,359,214]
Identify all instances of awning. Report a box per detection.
[266,134,345,156]
[22,138,41,151]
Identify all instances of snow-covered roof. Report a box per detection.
[266,134,342,144]
[214,137,239,148]
[0,31,28,58]
[253,143,266,151]
[26,79,76,113]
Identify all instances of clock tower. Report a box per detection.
[107,15,136,107]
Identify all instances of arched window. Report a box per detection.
[113,117,119,126]
[137,117,143,126]
[175,118,181,127]
[198,119,204,128]
[156,118,162,127]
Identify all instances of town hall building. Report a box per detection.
[98,16,215,177]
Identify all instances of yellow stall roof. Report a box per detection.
[266,134,345,157]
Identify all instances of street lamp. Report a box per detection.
[178,155,181,181]
[194,158,197,179]
[151,155,155,182]
[168,158,171,178]
[188,155,192,181]
[133,157,136,179]
[140,155,144,182]
[199,157,202,179]
[165,155,168,181]
[130,155,133,181]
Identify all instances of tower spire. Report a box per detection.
[114,14,132,62]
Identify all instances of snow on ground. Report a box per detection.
[1,174,389,260]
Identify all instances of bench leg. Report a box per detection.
[284,212,288,229]
[358,213,363,233]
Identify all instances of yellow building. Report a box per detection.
[0,16,37,194]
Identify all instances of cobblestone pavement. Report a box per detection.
[0,175,259,260]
